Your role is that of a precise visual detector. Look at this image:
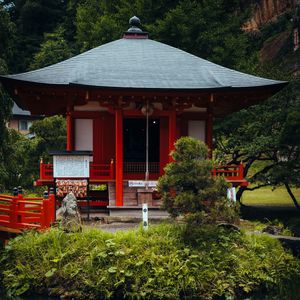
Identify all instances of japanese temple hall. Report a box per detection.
[0,16,287,215]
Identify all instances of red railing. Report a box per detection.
[90,160,114,180]
[40,162,53,180]
[212,162,244,181]
[0,191,55,231]
[38,159,114,183]
[123,162,160,174]
[37,160,247,186]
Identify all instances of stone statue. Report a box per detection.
[56,192,82,232]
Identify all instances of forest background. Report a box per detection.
[0,0,299,204]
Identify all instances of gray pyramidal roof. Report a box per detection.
[0,38,286,90]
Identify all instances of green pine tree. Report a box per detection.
[157,137,238,224]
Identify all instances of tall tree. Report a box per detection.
[6,116,67,189]
[0,5,15,191]
[30,28,73,69]
[3,0,68,71]
[0,4,16,70]
[76,0,121,51]
[214,79,300,206]
[148,0,251,69]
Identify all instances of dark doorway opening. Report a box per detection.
[123,118,160,162]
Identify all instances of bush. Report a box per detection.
[1,224,300,299]
[157,137,239,224]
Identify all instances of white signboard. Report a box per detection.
[128,181,157,187]
[53,155,90,178]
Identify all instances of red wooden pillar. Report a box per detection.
[66,111,73,151]
[115,109,123,206]
[168,110,176,162]
[206,94,214,158]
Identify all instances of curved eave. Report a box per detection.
[68,80,288,92]
[0,75,288,117]
[0,74,288,92]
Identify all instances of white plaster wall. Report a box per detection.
[188,120,205,142]
[75,119,93,151]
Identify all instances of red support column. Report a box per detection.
[115,109,123,206]
[66,111,73,151]
[168,110,176,162]
[206,94,214,158]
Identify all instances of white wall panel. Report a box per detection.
[75,119,93,151]
[188,120,205,142]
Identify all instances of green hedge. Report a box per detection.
[1,224,300,299]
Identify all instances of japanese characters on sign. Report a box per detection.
[128,181,157,187]
[53,155,90,178]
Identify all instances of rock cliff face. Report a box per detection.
[244,0,299,31]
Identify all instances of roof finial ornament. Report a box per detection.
[129,16,141,28]
[123,16,148,39]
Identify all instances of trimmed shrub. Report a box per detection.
[157,137,239,224]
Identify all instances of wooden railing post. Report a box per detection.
[239,162,244,180]
[42,191,49,228]
[110,159,114,179]
[10,187,18,229]
[18,186,24,224]
[212,168,217,177]
[49,187,56,223]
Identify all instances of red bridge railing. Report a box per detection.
[0,188,55,232]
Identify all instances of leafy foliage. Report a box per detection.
[0,116,66,191]
[3,0,68,72]
[30,28,73,70]
[0,91,13,192]
[23,115,66,182]
[157,137,238,224]
[1,224,300,299]
[0,5,16,70]
[149,0,251,69]
[214,78,300,205]
[76,0,122,52]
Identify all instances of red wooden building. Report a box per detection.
[0,17,287,215]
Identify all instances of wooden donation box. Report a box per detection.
[129,181,157,206]
[52,151,91,198]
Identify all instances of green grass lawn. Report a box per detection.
[241,186,300,206]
